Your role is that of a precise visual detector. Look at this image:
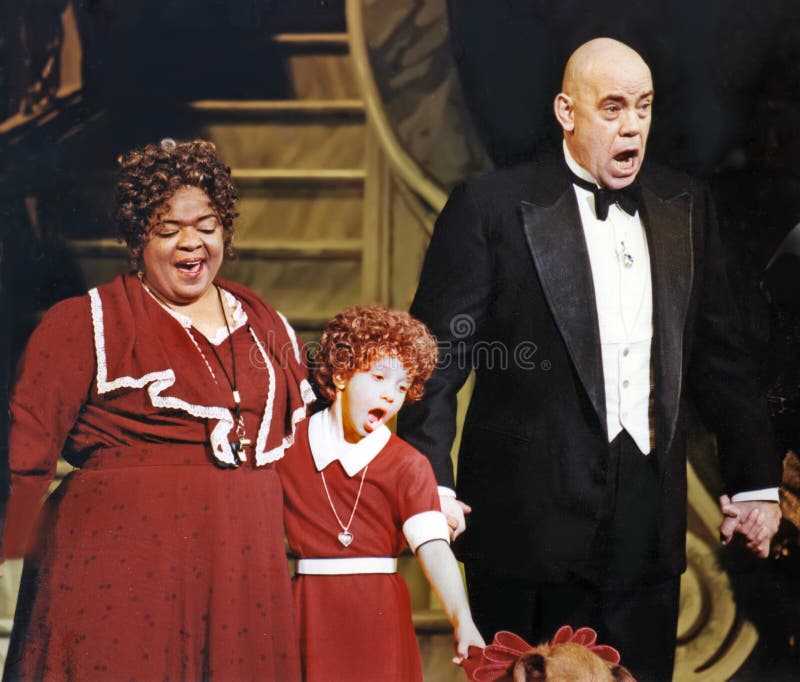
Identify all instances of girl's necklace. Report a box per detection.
[320,465,368,547]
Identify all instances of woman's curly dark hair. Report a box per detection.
[313,306,439,405]
[114,139,238,264]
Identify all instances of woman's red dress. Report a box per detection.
[1,273,310,681]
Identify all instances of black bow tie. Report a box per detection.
[569,173,642,221]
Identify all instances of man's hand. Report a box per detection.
[719,495,782,558]
[440,495,472,541]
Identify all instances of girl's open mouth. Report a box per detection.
[365,408,386,431]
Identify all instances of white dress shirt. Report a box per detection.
[565,143,654,455]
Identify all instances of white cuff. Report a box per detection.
[730,488,780,503]
[402,510,450,553]
[437,486,456,498]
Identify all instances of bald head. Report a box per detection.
[562,38,650,96]
[554,38,654,189]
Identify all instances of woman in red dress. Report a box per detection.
[1,139,312,680]
[279,306,484,681]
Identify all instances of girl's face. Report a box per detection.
[335,355,410,443]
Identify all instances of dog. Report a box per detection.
[461,627,636,682]
[512,641,635,681]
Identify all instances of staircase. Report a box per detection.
[66,30,375,343]
[195,32,376,340]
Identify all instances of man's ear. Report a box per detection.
[554,93,574,132]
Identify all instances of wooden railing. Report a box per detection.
[345,0,447,220]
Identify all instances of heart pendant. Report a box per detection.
[338,531,353,547]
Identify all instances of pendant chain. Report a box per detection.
[320,465,368,546]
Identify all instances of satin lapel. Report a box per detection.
[641,186,694,458]
[521,192,606,433]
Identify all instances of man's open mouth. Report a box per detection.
[613,149,639,171]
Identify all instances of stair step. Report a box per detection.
[412,609,451,634]
[200,112,366,167]
[188,99,364,117]
[234,240,361,260]
[268,31,357,99]
[220,259,361,321]
[65,238,362,260]
[232,169,365,185]
[284,316,336,332]
[270,33,349,48]
[236,183,363,242]
[284,52,358,100]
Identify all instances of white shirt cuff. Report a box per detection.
[730,488,780,503]
[437,486,456,498]
[403,510,450,553]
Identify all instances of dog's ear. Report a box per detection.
[513,652,547,680]
[609,663,636,681]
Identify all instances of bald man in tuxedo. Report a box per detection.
[398,38,781,681]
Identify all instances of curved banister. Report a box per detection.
[345,0,447,215]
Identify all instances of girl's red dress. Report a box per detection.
[1,273,310,681]
[279,412,448,682]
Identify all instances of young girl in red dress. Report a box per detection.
[279,305,485,681]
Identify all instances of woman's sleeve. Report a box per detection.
[1,296,95,558]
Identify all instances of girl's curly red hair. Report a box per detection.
[313,306,438,404]
[114,139,238,264]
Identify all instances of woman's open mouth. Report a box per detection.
[175,259,205,277]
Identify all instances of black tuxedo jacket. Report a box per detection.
[398,154,781,582]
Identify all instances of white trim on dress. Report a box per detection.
[90,286,291,468]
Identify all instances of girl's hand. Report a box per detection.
[452,620,485,663]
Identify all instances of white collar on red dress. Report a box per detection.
[308,408,391,477]
[142,286,248,345]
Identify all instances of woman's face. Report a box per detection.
[141,186,224,306]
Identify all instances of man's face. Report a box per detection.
[561,57,653,189]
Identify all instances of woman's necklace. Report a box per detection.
[320,465,368,547]
[140,277,251,465]
[204,285,251,463]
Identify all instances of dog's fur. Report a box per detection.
[512,642,635,682]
